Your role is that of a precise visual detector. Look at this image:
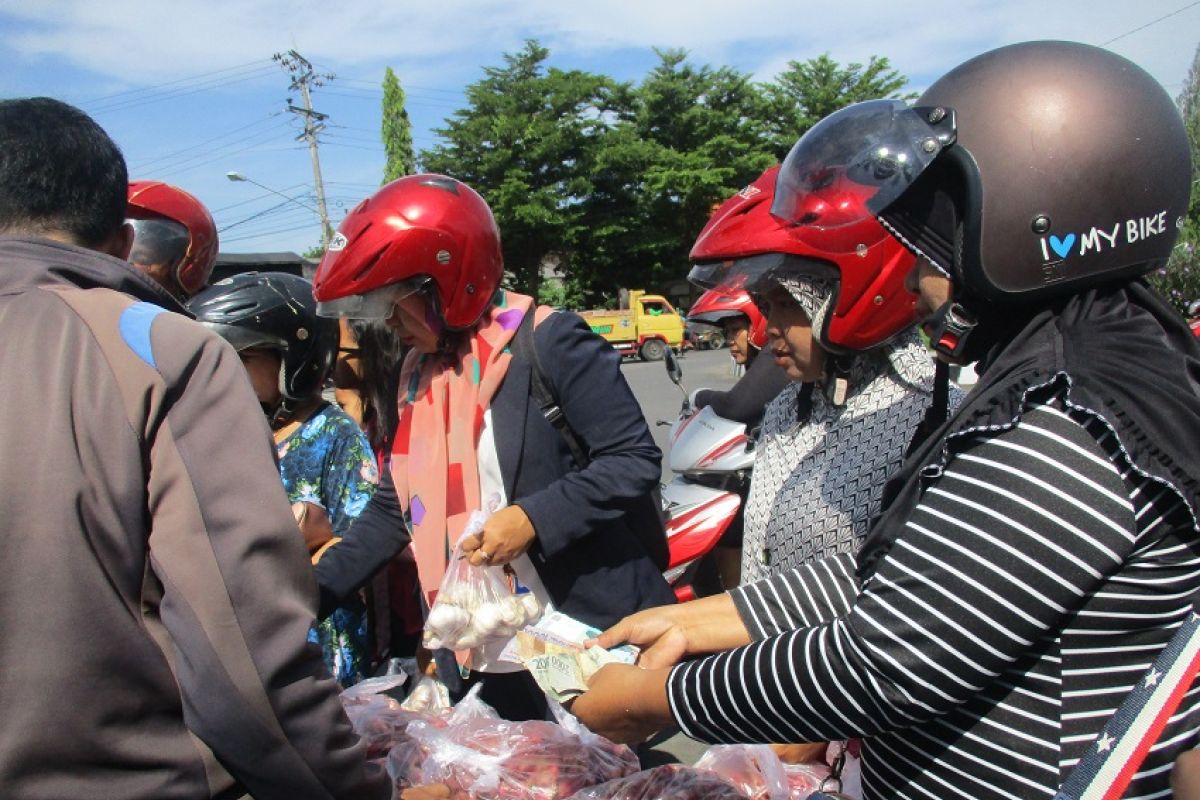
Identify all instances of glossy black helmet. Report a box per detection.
[773,41,1192,305]
[186,271,338,403]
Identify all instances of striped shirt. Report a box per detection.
[668,393,1200,799]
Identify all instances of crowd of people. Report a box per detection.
[2,38,1198,800]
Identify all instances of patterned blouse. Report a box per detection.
[277,403,379,686]
[740,329,959,583]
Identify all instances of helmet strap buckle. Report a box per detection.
[924,300,977,361]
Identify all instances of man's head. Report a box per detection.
[127,181,219,300]
[0,98,131,257]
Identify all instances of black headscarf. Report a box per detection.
[857,279,1200,579]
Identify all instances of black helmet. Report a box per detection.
[187,271,337,413]
[773,41,1191,307]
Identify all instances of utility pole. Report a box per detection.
[274,50,335,248]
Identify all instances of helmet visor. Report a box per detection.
[316,277,430,319]
[201,322,287,353]
[689,254,838,296]
[127,217,190,267]
[771,100,956,233]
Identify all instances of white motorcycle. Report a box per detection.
[659,350,755,601]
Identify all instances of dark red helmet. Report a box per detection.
[126,180,218,298]
[689,166,917,353]
[313,174,503,330]
[688,287,767,349]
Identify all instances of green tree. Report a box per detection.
[420,41,617,295]
[1177,42,1200,235]
[1149,41,1200,313]
[381,66,415,183]
[574,50,775,296]
[762,53,915,157]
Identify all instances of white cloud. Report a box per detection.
[3,0,1193,252]
[3,0,1195,93]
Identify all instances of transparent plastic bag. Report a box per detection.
[694,744,793,800]
[339,674,446,761]
[402,675,453,714]
[387,685,639,800]
[424,511,543,653]
[565,764,746,800]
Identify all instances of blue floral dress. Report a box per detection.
[277,403,379,686]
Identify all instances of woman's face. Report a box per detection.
[763,285,825,382]
[724,316,752,364]
[385,291,441,354]
[238,347,283,409]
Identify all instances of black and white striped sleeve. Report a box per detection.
[730,552,860,639]
[667,402,1138,744]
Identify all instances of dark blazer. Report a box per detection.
[316,310,675,630]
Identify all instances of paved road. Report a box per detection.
[617,347,742,765]
[619,347,742,481]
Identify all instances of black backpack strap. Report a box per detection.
[513,309,590,469]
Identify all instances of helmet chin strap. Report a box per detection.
[923,299,978,361]
[266,399,299,430]
[824,355,854,406]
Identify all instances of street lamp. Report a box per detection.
[225,171,321,215]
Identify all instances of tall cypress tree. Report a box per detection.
[381,66,415,183]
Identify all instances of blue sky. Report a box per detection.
[1,0,1197,255]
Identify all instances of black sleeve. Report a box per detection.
[693,352,789,427]
[314,464,410,618]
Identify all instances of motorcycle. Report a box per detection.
[659,349,756,602]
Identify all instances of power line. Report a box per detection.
[86,64,277,115]
[222,221,324,244]
[77,59,273,104]
[150,127,301,181]
[318,89,460,111]
[218,200,316,234]
[312,68,465,97]
[323,140,385,153]
[129,114,286,174]
[210,183,313,214]
[1099,1,1200,46]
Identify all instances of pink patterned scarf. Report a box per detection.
[391,291,552,603]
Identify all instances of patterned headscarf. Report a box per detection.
[772,274,836,339]
[740,274,962,583]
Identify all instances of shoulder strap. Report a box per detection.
[1054,607,1200,799]
[511,309,670,570]
[512,309,590,469]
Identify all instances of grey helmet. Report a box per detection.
[773,41,1192,307]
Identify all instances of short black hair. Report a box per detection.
[0,98,128,246]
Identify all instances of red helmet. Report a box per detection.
[688,287,767,349]
[126,180,218,298]
[313,174,503,330]
[689,165,917,353]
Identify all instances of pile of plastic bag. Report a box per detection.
[386,686,640,800]
[344,676,840,800]
[564,745,830,800]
